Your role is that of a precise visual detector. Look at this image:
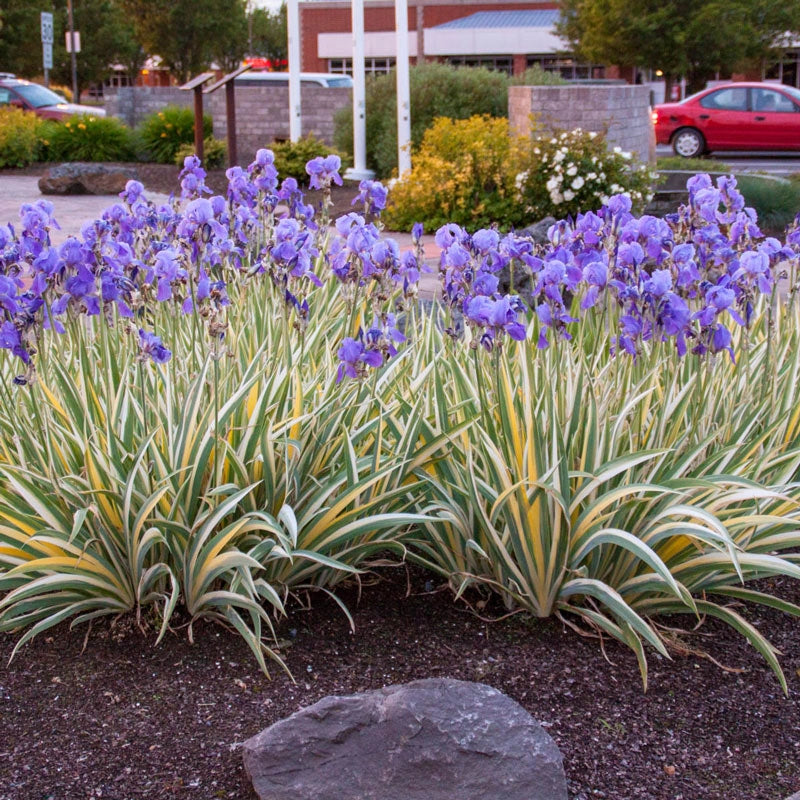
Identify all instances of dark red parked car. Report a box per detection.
[654,82,800,157]
[0,75,105,121]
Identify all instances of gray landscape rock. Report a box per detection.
[497,259,537,310]
[242,677,568,800]
[38,163,138,195]
[520,215,557,245]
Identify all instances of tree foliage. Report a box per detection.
[119,0,247,81]
[558,0,800,92]
[0,0,142,98]
[248,2,287,64]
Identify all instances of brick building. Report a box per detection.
[298,0,604,80]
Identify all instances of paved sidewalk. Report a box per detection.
[0,176,170,245]
[0,174,441,297]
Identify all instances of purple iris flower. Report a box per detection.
[472,229,500,253]
[490,295,527,341]
[306,155,343,190]
[0,320,30,364]
[138,328,172,364]
[336,334,382,382]
[644,269,672,297]
[353,180,388,214]
[738,250,772,294]
[120,180,146,207]
[153,248,184,302]
[581,256,607,309]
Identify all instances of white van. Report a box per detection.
[235,72,353,88]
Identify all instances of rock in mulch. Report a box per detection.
[38,162,138,195]
[519,215,557,245]
[242,677,568,800]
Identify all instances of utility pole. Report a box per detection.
[67,0,78,101]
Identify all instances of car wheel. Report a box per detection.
[672,128,706,158]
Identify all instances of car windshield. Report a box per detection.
[13,82,65,108]
[781,85,800,104]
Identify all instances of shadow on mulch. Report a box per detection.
[1,566,798,800]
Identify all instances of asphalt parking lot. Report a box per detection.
[655,144,800,176]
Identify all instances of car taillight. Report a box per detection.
[651,109,658,124]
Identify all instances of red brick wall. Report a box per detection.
[300,0,560,72]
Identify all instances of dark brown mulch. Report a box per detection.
[1,567,798,800]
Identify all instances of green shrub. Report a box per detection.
[509,65,568,86]
[34,119,61,162]
[737,174,800,232]
[384,119,657,230]
[139,106,212,165]
[334,63,510,178]
[384,115,524,231]
[0,107,39,167]
[269,134,351,185]
[175,137,228,169]
[37,115,135,162]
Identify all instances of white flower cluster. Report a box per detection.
[520,128,656,209]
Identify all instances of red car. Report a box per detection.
[0,75,105,121]
[654,82,800,157]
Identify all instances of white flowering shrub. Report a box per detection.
[386,119,658,230]
[516,129,657,220]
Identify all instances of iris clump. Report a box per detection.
[0,160,799,691]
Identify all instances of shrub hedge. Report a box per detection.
[333,63,510,178]
[138,106,213,165]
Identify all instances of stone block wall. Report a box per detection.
[208,85,351,164]
[105,87,190,128]
[508,85,655,163]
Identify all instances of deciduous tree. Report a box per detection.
[119,0,247,81]
[248,2,287,65]
[558,0,800,95]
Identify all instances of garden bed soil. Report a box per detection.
[1,163,363,221]
[1,568,798,800]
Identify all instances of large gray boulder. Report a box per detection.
[242,677,568,800]
[38,162,138,195]
[519,215,557,245]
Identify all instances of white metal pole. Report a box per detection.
[394,0,411,176]
[287,0,302,142]
[345,0,374,180]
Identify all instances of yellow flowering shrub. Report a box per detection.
[0,107,39,168]
[384,115,526,231]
